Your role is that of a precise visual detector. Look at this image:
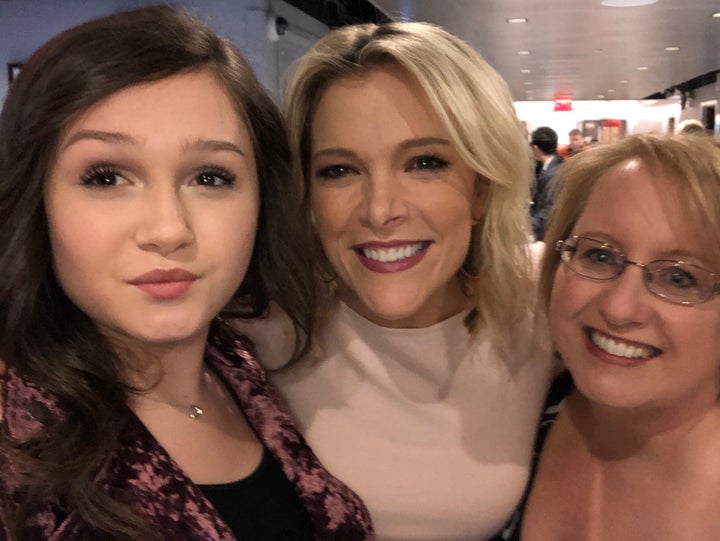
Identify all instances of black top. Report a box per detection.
[198,447,315,540]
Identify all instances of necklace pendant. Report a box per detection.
[189,404,203,420]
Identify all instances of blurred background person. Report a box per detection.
[530,126,564,241]
[558,128,589,159]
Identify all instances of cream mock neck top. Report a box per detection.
[269,301,554,541]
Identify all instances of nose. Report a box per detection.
[597,264,653,328]
[135,184,194,255]
[361,169,408,229]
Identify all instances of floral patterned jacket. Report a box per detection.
[0,333,373,540]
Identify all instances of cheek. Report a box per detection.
[310,188,350,247]
[548,269,586,344]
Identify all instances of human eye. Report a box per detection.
[314,164,358,180]
[655,264,698,290]
[579,246,618,267]
[191,166,236,189]
[405,154,450,172]
[80,164,128,188]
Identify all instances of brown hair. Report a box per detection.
[0,6,314,539]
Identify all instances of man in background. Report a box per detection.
[530,126,564,241]
[558,128,588,158]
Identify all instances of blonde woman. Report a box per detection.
[507,134,720,539]
[245,22,555,540]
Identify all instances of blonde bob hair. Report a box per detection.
[284,21,534,345]
[539,133,720,310]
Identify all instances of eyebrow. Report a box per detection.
[61,130,134,150]
[61,131,246,157]
[312,136,451,161]
[182,139,246,157]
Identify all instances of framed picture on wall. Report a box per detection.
[8,63,23,83]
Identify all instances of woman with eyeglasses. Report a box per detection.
[499,133,720,540]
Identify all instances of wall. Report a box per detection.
[0,0,327,104]
[515,99,682,144]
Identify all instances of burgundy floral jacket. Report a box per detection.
[0,333,373,540]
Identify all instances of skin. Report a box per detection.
[309,64,486,328]
[45,69,259,356]
[44,69,263,482]
[549,160,720,414]
[522,159,720,539]
[569,133,584,150]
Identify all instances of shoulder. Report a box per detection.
[227,302,297,370]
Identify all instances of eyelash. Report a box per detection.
[80,164,124,188]
[78,164,237,189]
[192,165,236,188]
[406,154,450,172]
[314,154,451,181]
[314,164,357,180]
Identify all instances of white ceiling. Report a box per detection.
[368,0,720,101]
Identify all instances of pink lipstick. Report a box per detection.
[353,240,431,273]
[128,268,198,300]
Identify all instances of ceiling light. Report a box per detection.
[524,82,533,85]
[601,0,658,6]
[525,89,534,94]
[521,69,531,73]
[712,12,720,18]
[620,79,629,84]
[598,95,606,99]
[608,89,615,93]
[506,17,528,23]
[636,66,649,71]
[665,46,680,51]
[517,50,531,55]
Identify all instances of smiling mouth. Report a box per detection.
[358,241,430,263]
[586,327,661,359]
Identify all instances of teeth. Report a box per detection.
[361,242,425,263]
[590,331,655,359]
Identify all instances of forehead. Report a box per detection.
[311,64,446,144]
[574,159,713,257]
[58,70,248,147]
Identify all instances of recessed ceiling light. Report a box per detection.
[665,46,680,51]
[506,17,528,23]
[608,89,615,93]
[517,50,531,55]
[712,12,720,18]
[601,0,658,6]
[620,79,629,84]
[524,82,533,85]
[598,95,606,99]
[520,69,531,74]
[636,66,649,71]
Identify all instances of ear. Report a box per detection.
[471,176,491,225]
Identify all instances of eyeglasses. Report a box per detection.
[555,236,720,305]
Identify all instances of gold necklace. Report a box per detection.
[136,368,211,420]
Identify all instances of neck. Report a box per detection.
[118,329,211,406]
[570,387,720,461]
